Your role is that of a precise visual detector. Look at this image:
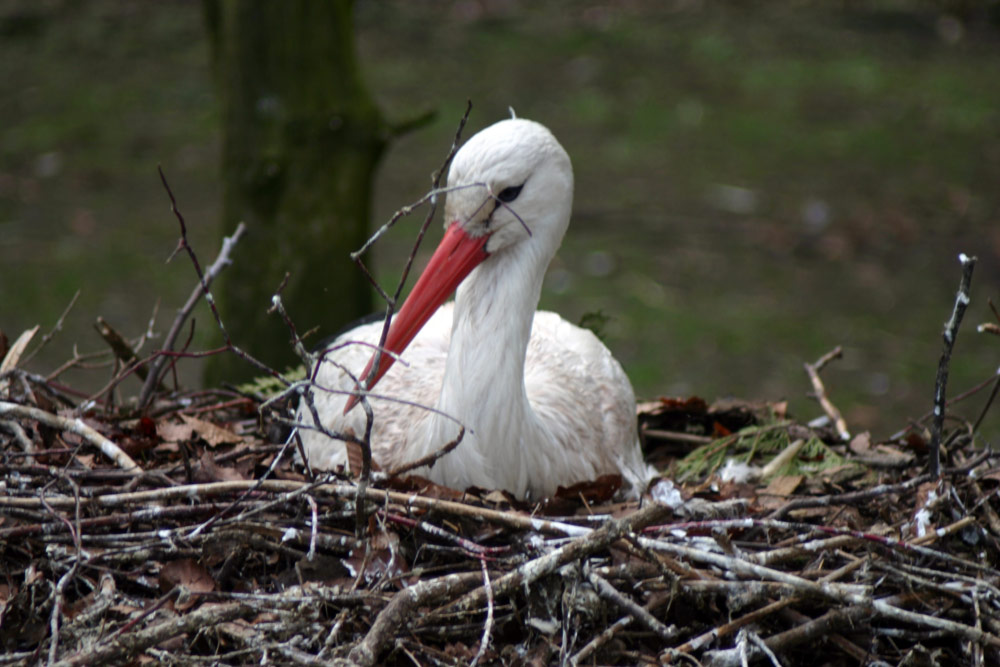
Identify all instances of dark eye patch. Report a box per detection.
[496,184,523,203]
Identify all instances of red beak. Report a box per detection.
[343,222,490,413]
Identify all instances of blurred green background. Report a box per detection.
[1,1,998,441]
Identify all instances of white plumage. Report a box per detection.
[297,118,652,499]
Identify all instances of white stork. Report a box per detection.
[296,118,652,499]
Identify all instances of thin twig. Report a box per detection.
[22,291,81,366]
[803,345,850,440]
[469,559,494,667]
[0,401,140,472]
[587,570,677,641]
[348,571,483,666]
[138,170,248,409]
[930,253,977,476]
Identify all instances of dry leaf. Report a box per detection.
[555,474,622,503]
[179,414,242,447]
[73,454,95,470]
[157,421,196,443]
[345,439,363,477]
[849,431,872,455]
[763,474,803,497]
[159,558,216,611]
[193,450,246,483]
[387,474,465,500]
[483,490,509,504]
[345,530,409,585]
[0,325,39,375]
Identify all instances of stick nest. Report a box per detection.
[1,366,998,666]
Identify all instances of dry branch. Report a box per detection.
[803,345,850,440]
[930,253,977,476]
[137,213,248,408]
[0,401,139,472]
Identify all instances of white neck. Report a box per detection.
[427,242,547,496]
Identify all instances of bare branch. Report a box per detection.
[930,253,977,476]
[138,170,248,409]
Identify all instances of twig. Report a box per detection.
[0,419,35,457]
[777,606,870,662]
[93,317,151,382]
[386,426,465,476]
[671,550,863,657]
[0,479,595,536]
[0,401,140,472]
[430,500,674,618]
[889,368,1000,440]
[0,326,40,390]
[384,512,509,557]
[138,171,248,409]
[930,253,977,476]
[347,571,483,666]
[569,615,633,665]
[659,516,997,576]
[672,597,797,656]
[327,105,474,526]
[587,570,676,641]
[22,290,81,366]
[764,451,996,520]
[351,101,472,395]
[972,366,1000,435]
[52,601,251,667]
[803,345,850,441]
[267,277,312,367]
[469,559,494,667]
[44,477,82,666]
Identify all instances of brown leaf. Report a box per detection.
[179,413,243,447]
[905,431,929,454]
[159,558,216,611]
[555,474,622,503]
[849,432,872,455]
[219,618,257,642]
[110,603,142,615]
[763,474,803,498]
[345,530,409,585]
[153,442,181,456]
[482,490,510,504]
[193,450,246,483]
[656,396,709,414]
[156,421,196,443]
[74,454,95,469]
[345,437,363,477]
[711,421,732,437]
[387,474,466,500]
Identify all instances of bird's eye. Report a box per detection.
[496,184,523,203]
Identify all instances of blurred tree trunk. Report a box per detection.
[202,0,387,383]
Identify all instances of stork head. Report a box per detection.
[344,118,574,412]
[445,118,573,257]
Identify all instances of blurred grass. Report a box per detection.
[1,1,998,441]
